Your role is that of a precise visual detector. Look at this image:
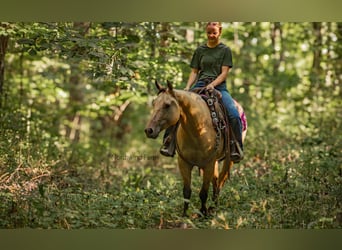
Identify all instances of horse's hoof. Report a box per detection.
[179,222,188,229]
[208,207,217,217]
[208,206,216,214]
[200,208,208,217]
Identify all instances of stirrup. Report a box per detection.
[231,152,243,163]
[230,140,244,163]
[160,136,176,157]
[160,145,175,157]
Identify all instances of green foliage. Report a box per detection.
[0,22,341,228]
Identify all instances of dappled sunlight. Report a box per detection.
[0,22,340,228]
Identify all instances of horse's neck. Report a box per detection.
[173,90,211,135]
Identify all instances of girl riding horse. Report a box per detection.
[160,22,244,163]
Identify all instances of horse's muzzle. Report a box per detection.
[144,127,159,139]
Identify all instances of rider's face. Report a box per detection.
[206,25,221,43]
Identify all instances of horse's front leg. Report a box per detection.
[178,158,193,217]
[199,163,215,216]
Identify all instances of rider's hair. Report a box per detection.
[206,22,222,32]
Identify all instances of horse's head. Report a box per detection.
[144,81,180,139]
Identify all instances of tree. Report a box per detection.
[0,23,10,109]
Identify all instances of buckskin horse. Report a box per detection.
[144,81,246,217]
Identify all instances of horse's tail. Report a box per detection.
[218,157,233,190]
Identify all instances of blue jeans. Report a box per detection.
[193,81,243,147]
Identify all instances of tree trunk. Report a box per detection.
[310,22,323,89]
[270,22,284,106]
[65,22,91,143]
[0,31,9,109]
[312,22,322,72]
[337,23,342,97]
[159,22,170,59]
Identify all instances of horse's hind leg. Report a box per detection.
[178,158,192,217]
[212,161,219,207]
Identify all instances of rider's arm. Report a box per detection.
[184,68,199,91]
[206,66,230,90]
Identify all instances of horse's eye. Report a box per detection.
[163,103,171,109]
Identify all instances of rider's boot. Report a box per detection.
[230,118,244,163]
[160,126,176,157]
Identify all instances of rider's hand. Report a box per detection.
[184,87,190,91]
[206,83,215,90]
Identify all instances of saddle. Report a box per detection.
[190,87,230,161]
[190,87,226,127]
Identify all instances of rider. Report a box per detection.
[160,22,244,162]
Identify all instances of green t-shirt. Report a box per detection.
[190,42,233,82]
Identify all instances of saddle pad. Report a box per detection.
[233,99,247,132]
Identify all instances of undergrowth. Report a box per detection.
[0,102,341,229]
[0,134,341,229]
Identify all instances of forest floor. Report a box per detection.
[1,128,341,229]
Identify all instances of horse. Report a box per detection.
[145,81,246,217]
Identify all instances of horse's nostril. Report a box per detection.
[145,128,153,136]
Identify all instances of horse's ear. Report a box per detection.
[155,80,163,91]
[167,80,173,91]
